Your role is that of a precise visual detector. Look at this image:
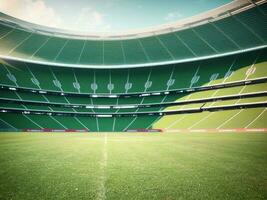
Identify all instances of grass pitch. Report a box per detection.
[0,132,266,200]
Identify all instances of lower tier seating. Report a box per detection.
[0,107,266,132]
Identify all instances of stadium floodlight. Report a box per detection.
[97,106,111,109]
[96,114,112,117]
[186,89,195,92]
[109,95,118,98]
[9,87,17,91]
[113,105,137,109]
[140,93,150,97]
[39,91,47,94]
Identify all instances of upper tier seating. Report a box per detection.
[0,3,266,67]
[0,48,266,95]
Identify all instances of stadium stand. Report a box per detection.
[0,1,266,132]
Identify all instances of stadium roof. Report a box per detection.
[0,0,266,68]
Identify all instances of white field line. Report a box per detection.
[245,108,267,128]
[216,109,243,129]
[189,112,214,129]
[96,133,107,200]
[0,118,17,130]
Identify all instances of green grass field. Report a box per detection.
[0,132,266,200]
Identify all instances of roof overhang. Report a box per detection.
[0,0,265,40]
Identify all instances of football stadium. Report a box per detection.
[0,0,267,199]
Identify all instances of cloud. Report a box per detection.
[0,0,111,32]
[74,7,111,32]
[164,11,183,21]
[0,0,62,28]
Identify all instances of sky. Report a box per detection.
[0,0,232,33]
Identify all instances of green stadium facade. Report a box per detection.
[0,1,266,132]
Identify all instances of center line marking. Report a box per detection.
[97,133,108,200]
